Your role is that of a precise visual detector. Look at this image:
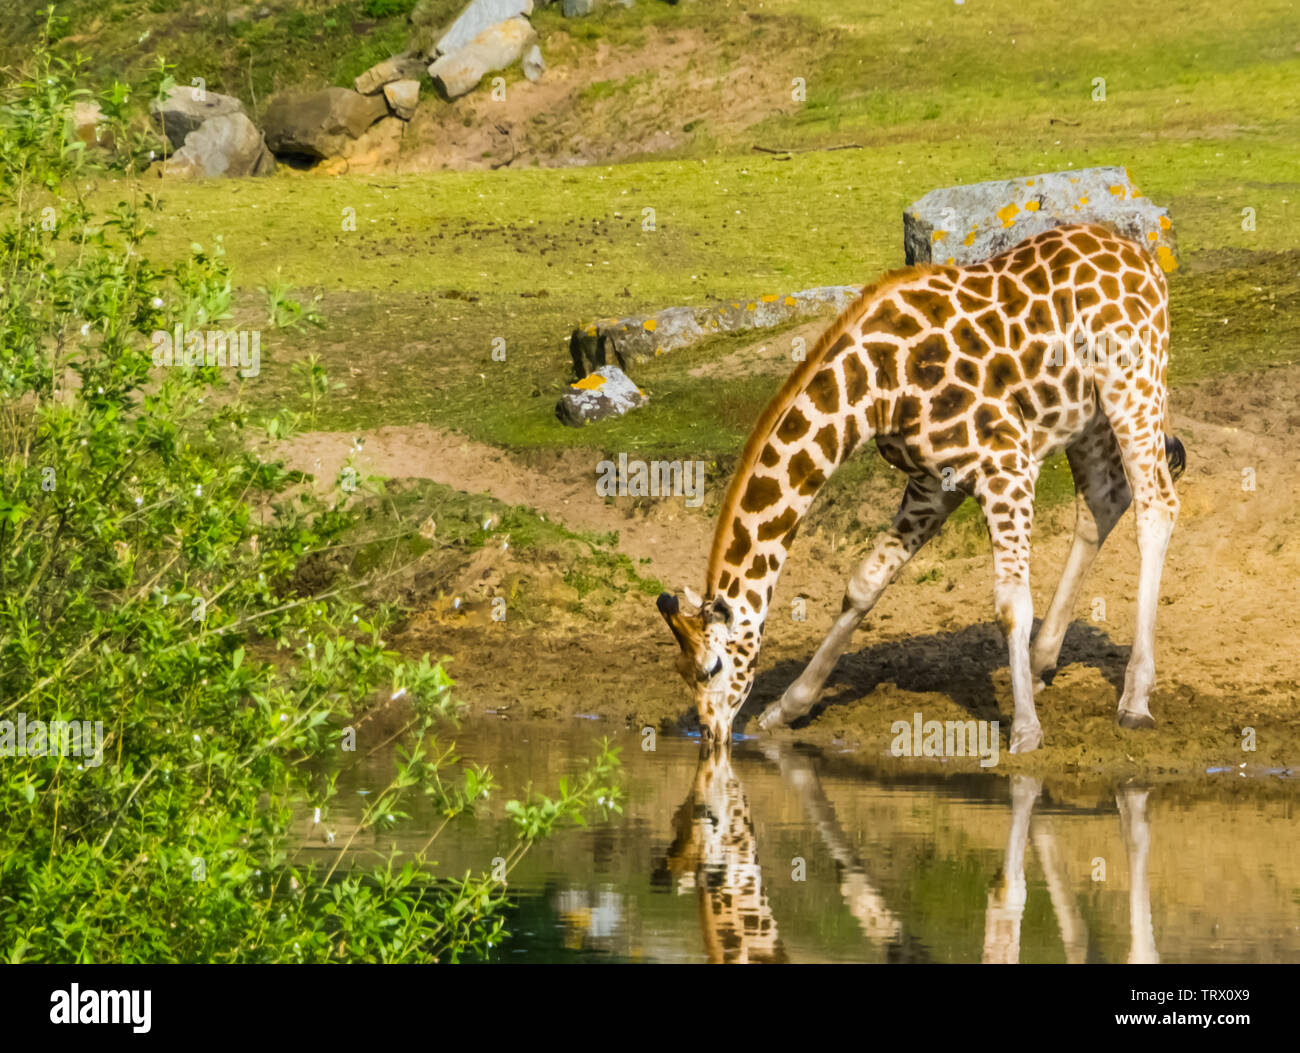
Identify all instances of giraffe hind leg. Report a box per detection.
[1029,417,1131,691]
[758,476,963,730]
[1097,397,1180,730]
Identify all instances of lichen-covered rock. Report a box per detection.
[904,166,1178,273]
[428,16,538,99]
[555,366,648,427]
[354,55,427,95]
[262,88,389,159]
[161,112,276,179]
[150,87,246,150]
[382,79,420,120]
[434,0,534,56]
[571,285,861,372]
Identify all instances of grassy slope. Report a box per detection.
[52,0,1300,532]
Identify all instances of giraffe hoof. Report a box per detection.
[1009,722,1044,754]
[1117,709,1156,731]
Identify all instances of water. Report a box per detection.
[305,719,1299,963]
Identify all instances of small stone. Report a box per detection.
[555,366,648,426]
[354,54,427,95]
[522,44,546,83]
[383,79,420,120]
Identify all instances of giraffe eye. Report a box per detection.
[701,657,723,681]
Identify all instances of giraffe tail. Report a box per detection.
[1164,434,1186,482]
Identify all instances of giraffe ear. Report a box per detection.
[682,585,704,611]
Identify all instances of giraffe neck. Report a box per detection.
[707,329,890,625]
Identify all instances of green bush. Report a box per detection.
[0,29,620,964]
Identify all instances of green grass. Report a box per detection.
[330,476,662,620]
[46,0,1300,535]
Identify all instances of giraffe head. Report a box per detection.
[657,589,757,743]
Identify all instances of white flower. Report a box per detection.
[151,297,163,308]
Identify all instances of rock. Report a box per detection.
[226,5,271,26]
[354,54,427,95]
[160,113,276,179]
[428,17,538,99]
[382,79,420,119]
[904,166,1178,273]
[434,0,534,56]
[319,116,406,174]
[71,100,113,149]
[572,285,862,371]
[262,88,389,159]
[563,0,595,14]
[555,366,648,427]
[150,86,246,150]
[522,44,546,82]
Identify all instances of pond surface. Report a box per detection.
[308,719,1299,963]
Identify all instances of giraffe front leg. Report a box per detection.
[974,467,1042,753]
[1029,421,1130,692]
[758,477,962,731]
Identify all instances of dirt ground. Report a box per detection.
[279,358,1300,781]
[334,23,810,173]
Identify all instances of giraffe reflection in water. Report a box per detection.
[982,776,1158,964]
[658,746,1159,964]
[655,740,904,963]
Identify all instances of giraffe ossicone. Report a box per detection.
[657,223,1183,753]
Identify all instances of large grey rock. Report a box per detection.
[262,88,389,159]
[904,166,1178,273]
[555,366,648,427]
[150,87,246,150]
[382,79,420,120]
[428,17,538,99]
[354,54,427,95]
[572,285,862,371]
[161,112,276,179]
[435,0,534,56]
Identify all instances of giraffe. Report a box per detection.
[657,223,1184,753]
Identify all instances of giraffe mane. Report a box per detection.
[706,264,944,592]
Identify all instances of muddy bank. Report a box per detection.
[312,362,1300,782]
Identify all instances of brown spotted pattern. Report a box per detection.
[657,743,786,963]
[659,224,1182,749]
